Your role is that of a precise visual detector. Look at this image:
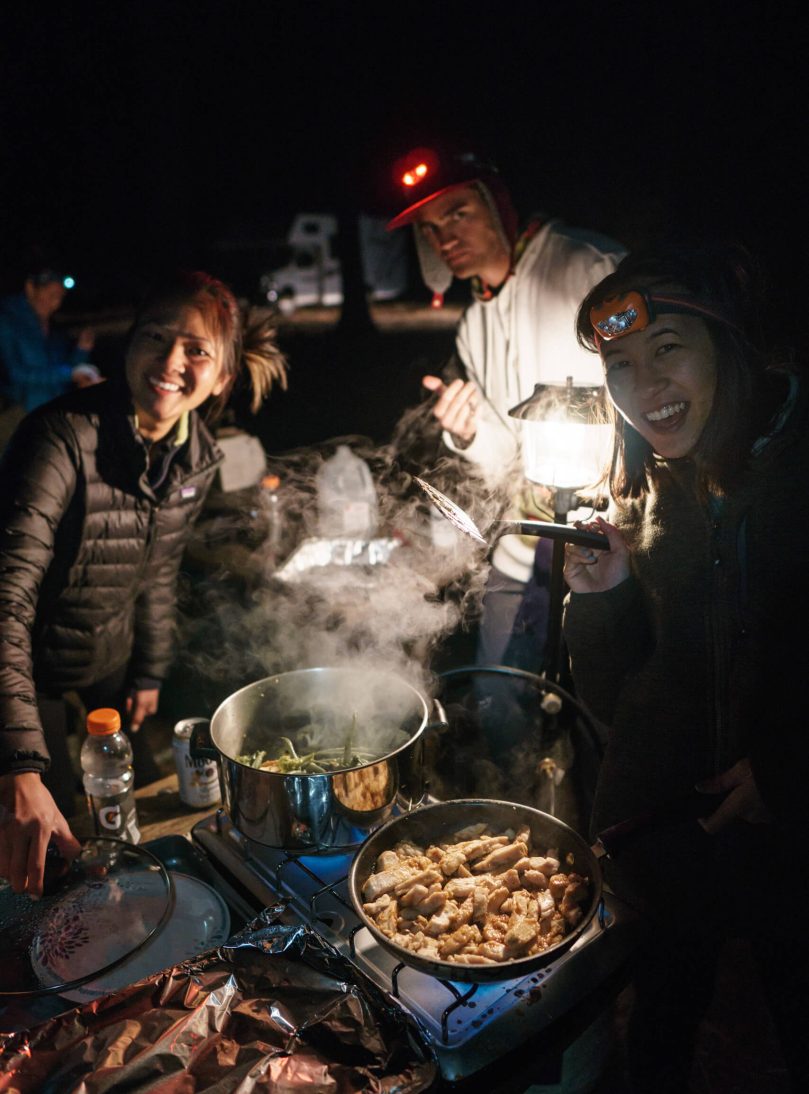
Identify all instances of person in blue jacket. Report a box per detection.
[0,263,100,416]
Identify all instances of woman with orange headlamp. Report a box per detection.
[562,244,809,1092]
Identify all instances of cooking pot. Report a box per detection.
[348,794,720,984]
[190,667,447,852]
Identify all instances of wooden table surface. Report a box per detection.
[71,774,220,844]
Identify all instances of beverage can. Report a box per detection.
[173,718,221,808]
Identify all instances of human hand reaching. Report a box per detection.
[0,773,81,896]
[422,375,478,445]
[77,327,95,352]
[126,687,160,733]
[71,364,102,388]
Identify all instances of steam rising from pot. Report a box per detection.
[176,414,521,712]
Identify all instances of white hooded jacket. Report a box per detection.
[445,219,624,582]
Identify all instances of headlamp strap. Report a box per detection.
[648,293,735,329]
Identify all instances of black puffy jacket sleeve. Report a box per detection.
[0,411,79,772]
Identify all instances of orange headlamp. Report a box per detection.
[591,290,736,343]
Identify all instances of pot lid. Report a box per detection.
[0,837,174,998]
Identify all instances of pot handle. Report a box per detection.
[189,719,218,761]
[425,697,449,734]
[593,789,727,859]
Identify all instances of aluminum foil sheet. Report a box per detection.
[275,537,401,586]
[0,904,436,1093]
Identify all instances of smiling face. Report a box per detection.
[601,314,718,460]
[125,304,227,441]
[415,185,511,287]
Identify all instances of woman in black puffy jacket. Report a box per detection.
[0,271,286,895]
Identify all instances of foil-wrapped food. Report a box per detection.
[0,905,436,1093]
[274,536,400,586]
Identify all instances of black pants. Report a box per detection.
[38,664,162,816]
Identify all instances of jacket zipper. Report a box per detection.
[133,453,220,591]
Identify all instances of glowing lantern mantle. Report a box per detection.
[509,379,611,494]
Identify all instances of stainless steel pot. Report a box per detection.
[348,798,603,984]
[190,667,446,852]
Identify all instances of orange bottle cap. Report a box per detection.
[86,708,121,735]
[261,474,281,490]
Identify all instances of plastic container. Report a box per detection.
[315,445,378,539]
[80,708,141,844]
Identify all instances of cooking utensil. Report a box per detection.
[414,477,609,551]
[349,792,724,985]
[349,798,602,985]
[0,838,174,999]
[415,477,609,683]
[190,666,447,853]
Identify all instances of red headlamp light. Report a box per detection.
[393,147,440,193]
[386,146,499,231]
[591,290,737,344]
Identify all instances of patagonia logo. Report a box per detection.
[180,486,197,499]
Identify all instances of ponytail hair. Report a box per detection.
[236,307,288,414]
[131,270,287,423]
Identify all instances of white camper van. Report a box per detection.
[259,213,407,312]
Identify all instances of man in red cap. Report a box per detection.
[388,146,623,691]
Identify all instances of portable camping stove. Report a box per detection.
[192,809,639,1086]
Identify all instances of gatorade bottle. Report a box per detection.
[80,708,141,843]
[315,444,378,539]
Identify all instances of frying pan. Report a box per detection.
[348,798,601,985]
[348,793,720,984]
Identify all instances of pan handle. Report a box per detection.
[498,520,609,550]
[593,789,727,859]
[189,719,218,761]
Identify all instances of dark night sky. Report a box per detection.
[1,1,806,341]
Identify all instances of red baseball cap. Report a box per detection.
[386,146,515,237]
